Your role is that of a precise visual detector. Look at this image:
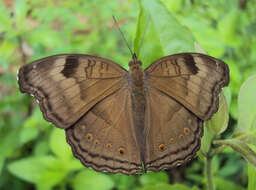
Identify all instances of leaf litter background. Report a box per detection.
[0,0,256,190]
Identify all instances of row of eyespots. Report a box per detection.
[159,127,190,151]
[86,133,125,155]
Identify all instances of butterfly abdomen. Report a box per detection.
[129,61,147,165]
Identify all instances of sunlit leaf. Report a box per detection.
[71,170,114,190]
[50,128,72,161]
[7,156,65,184]
[139,172,168,186]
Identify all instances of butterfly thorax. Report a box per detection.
[128,54,144,93]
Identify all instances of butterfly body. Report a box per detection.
[18,53,229,174]
[128,54,147,166]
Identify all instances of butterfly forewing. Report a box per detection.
[145,53,229,120]
[18,54,127,129]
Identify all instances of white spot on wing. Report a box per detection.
[16,70,19,81]
[55,58,66,65]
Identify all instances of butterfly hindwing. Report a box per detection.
[66,86,143,174]
[145,53,229,120]
[18,54,127,129]
[144,87,203,171]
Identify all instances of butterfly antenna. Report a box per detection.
[112,15,133,57]
[137,15,151,57]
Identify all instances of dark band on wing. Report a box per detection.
[61,56,79,78]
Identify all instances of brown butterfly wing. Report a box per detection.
[144,87,203,171]
[143,53,229,170]
[66,86,143,174]
[18,54,127,129]
[145,53,229,120]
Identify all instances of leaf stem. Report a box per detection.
[206,155,215,190]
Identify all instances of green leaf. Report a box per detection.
[139,172,168,186]
[7,156,66,185]
[135,0,195,68]
[0,127,21,158]
[37,170,67,190]
[213,139,256,168]
[205,91,229,135]
[200,124,215,155]
[34,140,50,156]
[159,0,183,13]
[236,74,256,134]
[134,2,164,68]
[49,128,72,161]
[0,1,12,33]
[20,126,39,144]
[137,184,199,190]
[222,87,232,109]
[23,107,50,130]
[26,26,62,48]
[111,174,136,190]
[248,145,256,190]
[182,17,225,57]
[68,159,84,171]
[218,9,243,47]
[214,177,245,190]
[14,0,29,31]
[142,0,195,53]
[248,163,256,190]
[0,156,4,175]
[71,170,114,190]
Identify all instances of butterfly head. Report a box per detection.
[129,53,142,71]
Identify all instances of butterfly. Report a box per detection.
[18,51,229,174]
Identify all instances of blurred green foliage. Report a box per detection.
[0,0,256,190]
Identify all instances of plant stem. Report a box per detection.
[206,155,215,190]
